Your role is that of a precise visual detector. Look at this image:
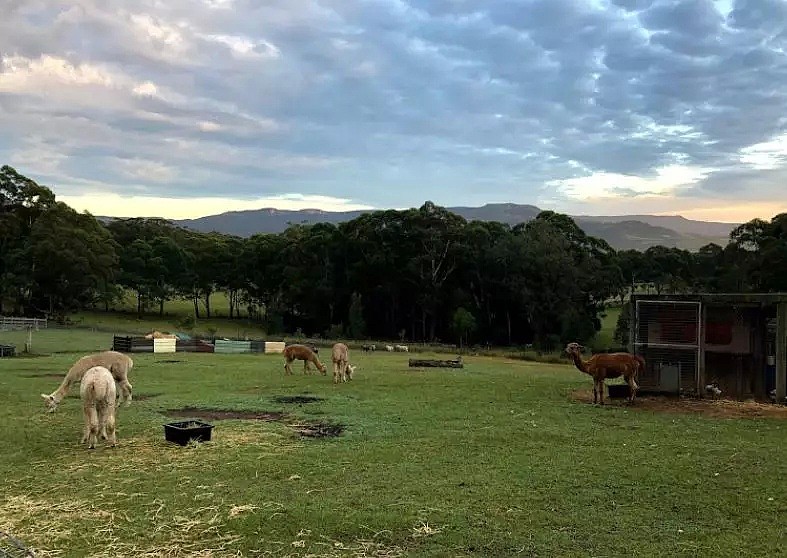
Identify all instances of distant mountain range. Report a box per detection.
[113,203,738,251]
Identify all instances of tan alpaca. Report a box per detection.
[41,351,134,413]
[283,344,327,376]
[144,330,177,339]
[80,366,117,449]
[565,342,640,405]
[331,343,355,384]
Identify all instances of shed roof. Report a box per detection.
[631,292,787,304]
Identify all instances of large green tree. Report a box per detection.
[27,202,119,314]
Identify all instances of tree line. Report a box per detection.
[2,165,786,348]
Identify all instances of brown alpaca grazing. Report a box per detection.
[565,342,641,405]
[283,344,327,376]
[41,350,134,413]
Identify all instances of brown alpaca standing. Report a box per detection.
[565,343,641,405]
[283,344,327,376]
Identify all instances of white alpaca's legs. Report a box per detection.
[84,405,100,449]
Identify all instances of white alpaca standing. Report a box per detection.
[80,366,117,449]
[41,351,133,413]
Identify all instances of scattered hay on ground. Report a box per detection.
[227,504,258,518]
[0,494,116,557]
[570,389,787,419]
[279,532,406,558]
[0,494,248,558]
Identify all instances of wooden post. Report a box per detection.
[697,302,706,397]
[776,303,787,401]
[628,298,637,354]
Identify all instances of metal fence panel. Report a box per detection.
[634,300,701,395]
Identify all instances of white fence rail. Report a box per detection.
[0,316,48,331]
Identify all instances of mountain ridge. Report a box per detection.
[103,203,738,251]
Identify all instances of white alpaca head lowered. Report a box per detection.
[345,364,357,380]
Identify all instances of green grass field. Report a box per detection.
[593,305,623,349]
[99,290,245,319]
[1,325,786,557]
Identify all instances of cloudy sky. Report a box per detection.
[1,0,786,222]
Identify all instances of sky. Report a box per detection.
[1,0,786,222]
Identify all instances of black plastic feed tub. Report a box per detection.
[607,384,631,399]
[164,420,214,446]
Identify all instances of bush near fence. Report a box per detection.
[112,335,284,354]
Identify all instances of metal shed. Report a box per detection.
[629,293,787,401]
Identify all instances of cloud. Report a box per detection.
[58,191,375,219]
[0,0,786,222]
[548,164,709,200]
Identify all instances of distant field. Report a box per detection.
[593,305,623,349]
[97,289,246,319]
[1,328,784,557]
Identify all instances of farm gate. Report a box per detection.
[633,300,701,395]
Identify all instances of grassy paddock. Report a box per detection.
[1,327,785,557]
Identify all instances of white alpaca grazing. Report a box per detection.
[345,364,356,381]
[41,351,133,413]
[80,366,117,449]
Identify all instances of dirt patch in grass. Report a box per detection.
[571,389,787,419]
[164,407,345,438]
[274,395,323,404]
[290,421,345,438]
[154,359,183,364]
[132,393,162,401]
[165,407,288,422]
[23,373,64,378]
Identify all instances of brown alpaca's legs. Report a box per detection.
[595,378,605,405]
[284,358,293,375]
[119,380,133,406]
[627,374,638,403]
[333,361,340,384]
